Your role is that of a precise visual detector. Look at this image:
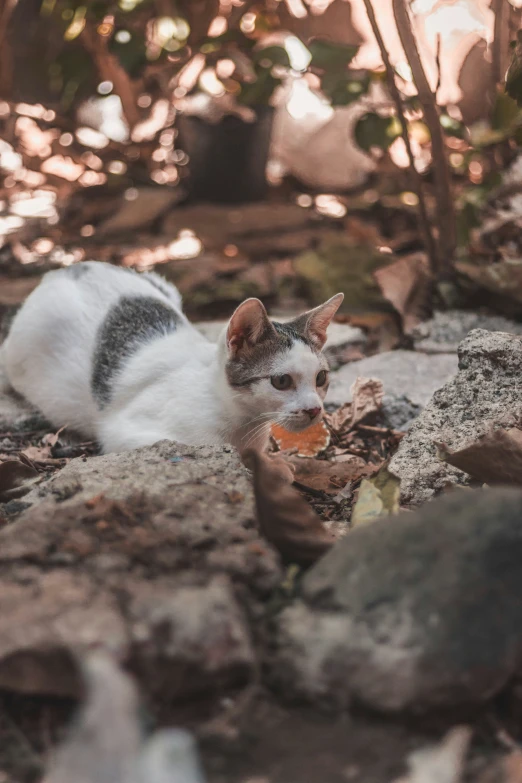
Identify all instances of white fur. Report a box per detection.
[2,263,332,454]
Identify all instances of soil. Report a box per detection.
[0,686,506,783]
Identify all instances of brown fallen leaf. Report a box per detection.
[271,420,330,458]
[374,253,433,334]
[0,459,40,502]
[350,377,384,428]
[324,403,352,433]
[287,454,373,493]
[245,450,335,566]
[437,427,522,486]
[21,444,52,462]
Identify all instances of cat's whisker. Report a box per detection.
[243,423,271,450]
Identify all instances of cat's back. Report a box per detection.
[3,261,186,434]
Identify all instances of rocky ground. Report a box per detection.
[2,310,522,782]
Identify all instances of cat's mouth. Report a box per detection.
[280,413,323,432]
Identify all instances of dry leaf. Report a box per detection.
[437,427,522,486]
[351,466,400,527]
[287,455,373,493]
[324,403,352,433]
[349,377,384,428]
[21,444,52,462]
[271,420,330,458]
[0,459,40,502]
[246,449,335,566]
[42,425,67,449]
[374,253,433,334]
[394,726,472,783]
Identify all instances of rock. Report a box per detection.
[0,442,281,698]
[274,487,522,712]
[412,310,522,353]
[24,439,251,506]
[44,653,208,783]
[327,350,457,425]
[389,329,522,505]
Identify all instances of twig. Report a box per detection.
[361,0,438,277]
[392,0,456,279]
[292,480,330,499]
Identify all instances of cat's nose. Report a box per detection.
[303,407,321,420]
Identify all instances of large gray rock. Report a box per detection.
[413,310,522,353]
[274,488,522,713]
[390,329,522,506]
[327,350,457,427]
[0,442,281,699]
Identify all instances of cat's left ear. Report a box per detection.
[294,293,344,350]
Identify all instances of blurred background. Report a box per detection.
[1,0,522,341]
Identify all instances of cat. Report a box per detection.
[1,261,343,456]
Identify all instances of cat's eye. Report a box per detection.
[271,374,293,391]
[316,370,328,387]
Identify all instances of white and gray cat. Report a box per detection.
[1,262,343,455]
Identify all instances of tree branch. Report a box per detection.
[392,0,456,279]
[0,0,17,99]
[80,23,141,129]
[361,0,437,277]
[492,0,504,90]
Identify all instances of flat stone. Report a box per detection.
[274,487,522,713]
[327,350,458,408]
[412,310,522,353]
[389,329,522,506]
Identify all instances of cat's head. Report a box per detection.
[221,293,344,432]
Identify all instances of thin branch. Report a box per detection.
[392,0,456,279]
[361,0,438,276]
[492,0,504,90]
[0,0,17,99]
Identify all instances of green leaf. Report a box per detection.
[440,113,467,140]
[506,37,522,107]
[308,39,359,71]
[354,112,400,152]
[492,90,521,130]
[238,69,281,106]
[351,467,400,527]
[321,72,370,106]
[253,44,291,69]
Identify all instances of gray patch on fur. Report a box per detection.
[226,321,326,390]
[65,262,95,279]
[273,320,315,348]
[92,295,180,406]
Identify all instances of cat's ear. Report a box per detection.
[227,298,276,357]
[293,293,344,350]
